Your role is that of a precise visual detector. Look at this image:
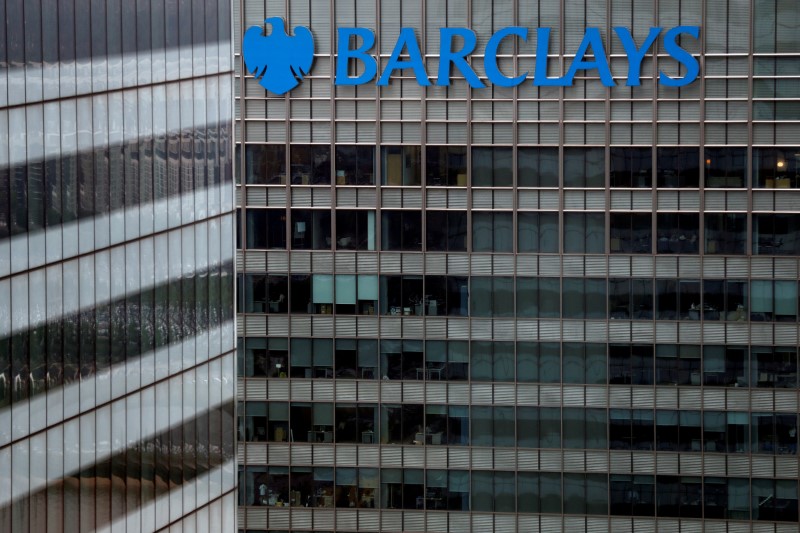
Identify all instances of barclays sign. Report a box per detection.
[243,18,700,95]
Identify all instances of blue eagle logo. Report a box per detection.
[243,17,314,95]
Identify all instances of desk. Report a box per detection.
[416,367,445,380]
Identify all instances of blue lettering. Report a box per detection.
[335,28,377,85]
[437,28,484,88]
[484,27,528,87]
[562,28,614,86]
[377,28,430,86]
[659,26,700,87]
[533,28,566,86]
[614,27,661,86]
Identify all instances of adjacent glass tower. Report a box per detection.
[235,0,800,531]
[0,1,236,531]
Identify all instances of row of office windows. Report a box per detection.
[239,274,800,323]
[238,466,799,522]
[239,338,796,389]
[238,401,798,457]
[241,209,800,256]
[240,145,800,189]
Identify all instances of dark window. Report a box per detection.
[241,337,288,378]
[246,209,286,249]
[610,213,652,253]
[562,278,607,319]
[751,347,798,388]
[290,145,331,184]
[381,211,422,251]
[425,340,469,381]
[470,277,514,317]
[470,341,515,383]
[705,147,746,188]
[517,277,560,318]
[656,279,701,320]
[291,209,331,249]
[335,210,375,250]
[241,274,288,313]
[610,147,652,187]
[289,338,334,379]
[704,346,748,387]
[753,213,800,255]
[245,144,285,184]
[426,146,467,186]
[609,344,654,385]
[702,280,748,321]
[380,276,425,316]
[656,213,699,254]
[705,213,747,254]
[518,147,558,187]
[517,407,562,448]
[608,278,654,320]
[472,147,513,187]
[424,276,469,317]
[426,211,467,251]
[562,343,606,384]
[517,342,561,383]
[657,147,699,188]
[609,411,655,452]
[655,344,701,385]
[381,146,421,186]
[753,147,800,188]
[335,145,374,185]
[610,475,655,516]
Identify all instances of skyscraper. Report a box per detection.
[235,1,800,531]
[0,1,236,531]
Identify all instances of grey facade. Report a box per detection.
[0,1,237,531]
[235,0,800,531]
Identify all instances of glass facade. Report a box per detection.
[235,0,800,531]
[0,1,236,531]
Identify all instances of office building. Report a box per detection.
[235,0,800,531]
[0,1,236,531]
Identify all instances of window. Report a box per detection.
[424,276,469,316]
[608,344,654,385]
[754,0,800,53]
[657,147,699,188]
[656,475,702,517]
[562,343,606,384]
[705,213,746,254]
[335,468,377,508]
[563,408,607,449]
[471,341,515,382]
[335,145,374,185]
[241,274,288,313]
[751,413,799,457]
[610,475,655,516]
[751,279,798,321]
[381,469,424,509]
[425,340,469,381]
[380,276,424,316]
[426,146,467,186]
[655,344,701,385]
[290,209,331,249]
[610,147,652,187]
[704,147,746,188]
[656,213,699,254]
[751,347,798,388]
[562,278,607,319]
[381,146,420,186]
[472,147,512,187]
[470,277,514,317]
[290,145,331,184]
[334,403,378,443]
[472,471,516,512]
[752,478,798,522]
[610,213,652,253]
[753,213,800,255]
[564,212,605,253]
[381,403,424,444]
[609,411,655,451]
[472,212,513,252]
[608,278,654,319]
[703,411,749,454]
[289,338,333,379]
[564,147,604,187]
[380,340,423,380]
[517,277,560,318]
[753,147,800,188]
[518,472,562,514]
[289,275,312,314]
[518,212,558,253]
[704,346,748,387]
[656,412,702,453]
[426,470,470,510]
[245,144,285,184]
[518,147,558,187]
[426,211,467,251]
[335,210,375,250]
[424,404,469,445]
[291,402,334,443]
[656,279,701,320]
[517,407,561,448]
[517,342,561,383]
[471,406,515,447]
[702,280,748,321]
[246,209,286,249]
[241,338,289,378]
[381,210,422,250]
